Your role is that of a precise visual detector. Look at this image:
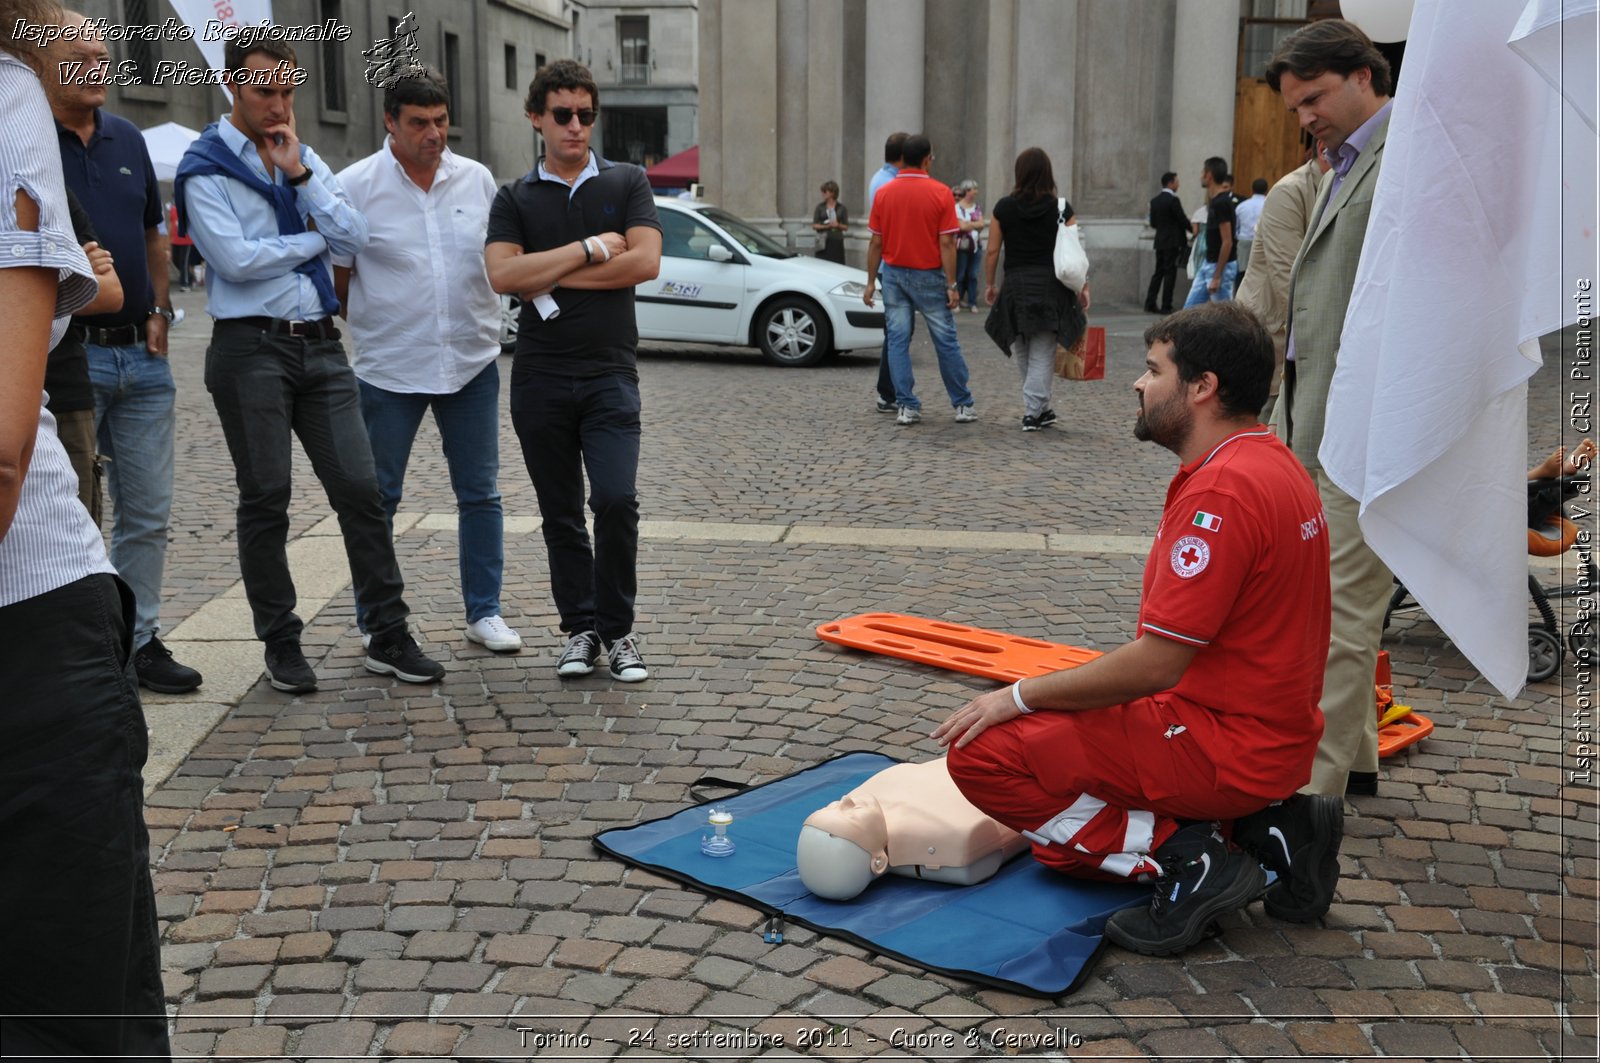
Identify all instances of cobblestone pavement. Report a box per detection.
[138,289,1595,1060]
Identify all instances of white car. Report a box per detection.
[499,197,885,367]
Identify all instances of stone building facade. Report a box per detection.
[699,0,1290,301]
[86,0,570,182]
[568,0,698,166]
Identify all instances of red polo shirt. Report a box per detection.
[868,168,959,270]
[1136,427,1331,797]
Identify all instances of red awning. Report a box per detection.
[645,145,698,186]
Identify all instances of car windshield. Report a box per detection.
[698,207,793,259]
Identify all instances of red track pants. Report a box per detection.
[946,697,1269,881]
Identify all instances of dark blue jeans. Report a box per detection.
[0,574,170,1060]
[509,369,641,642]
[205,321,408,643]
[356,362,504,628]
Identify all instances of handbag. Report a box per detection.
[1053,197,1089,291]
[1055,326,1106,381]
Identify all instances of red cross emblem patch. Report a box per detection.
[1170,535,1210,578]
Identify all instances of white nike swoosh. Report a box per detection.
[1269,826,1292,869]
[1193,851,1210,892]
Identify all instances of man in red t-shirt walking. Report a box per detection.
[936,302,1341,956]
[863,134,975,425]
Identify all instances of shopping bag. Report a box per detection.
[1055,326,1105,381]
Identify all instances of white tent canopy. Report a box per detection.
[142,121,201,182]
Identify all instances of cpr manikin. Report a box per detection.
[796,758,1030,900]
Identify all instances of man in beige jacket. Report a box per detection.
[1235,140,1329,406]
[1268,18,1394,808]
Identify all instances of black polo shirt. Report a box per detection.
[486,154,661,378]
[57,109,161,329]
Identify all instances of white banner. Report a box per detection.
[1321,0,1599,697]
[167,0,274,100]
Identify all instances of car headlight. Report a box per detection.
[830,280,867,299]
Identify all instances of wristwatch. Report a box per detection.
[286,168,313,187]
[150,306,175,322]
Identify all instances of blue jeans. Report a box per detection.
[880,263,974,410]
[86,342,176,650]
[956,247,981,309]
[356,362,505,627]
[1183,260,1238,307]
[509,370,641,642]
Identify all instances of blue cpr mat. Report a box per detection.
[592,751,1149,998]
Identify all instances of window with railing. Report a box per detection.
[123,0,159,82]
[321,0,346,111]
[618,16,648,84]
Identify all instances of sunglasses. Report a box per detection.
[547,107,597,127]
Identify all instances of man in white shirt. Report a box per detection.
[1233,177,1268,286]
[334,69,520,653]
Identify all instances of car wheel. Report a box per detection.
[755,296,832,367]
[500,294,520,354]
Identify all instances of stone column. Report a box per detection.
[1169,0,1239,188]
[863,0,924,178]
[702,0,780,220]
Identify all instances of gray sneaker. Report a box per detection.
[557,630,602,676]
[955,404,977,423]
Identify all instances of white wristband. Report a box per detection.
[1011,681,1034,715]
[587,236,611,263]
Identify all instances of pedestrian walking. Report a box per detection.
[982,147,1089,431]
[954,178,984,311]
[863,133,976,426]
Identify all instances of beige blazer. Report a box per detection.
[1236,159,1323,336]
[1282,112,1391,471]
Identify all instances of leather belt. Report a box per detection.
[73,321,146,347]
[229,315,340,340]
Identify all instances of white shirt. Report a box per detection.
[335,140,500,394]
[0,54,110,607]
[1234,194,1265,242]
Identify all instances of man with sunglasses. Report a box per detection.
[486,60,662,683]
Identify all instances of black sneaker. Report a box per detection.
[557,630,602,677]
[875,396,896,413]
[1022,414,1043,432]
[1345,770,1378,797]
[1232,794,1344,922]
[606,633,649,683]
[364,629,445,683]
[264,638,317,694]
[1038,408,1059,428]
[1103,823,1266,956]
[133,635,202,693]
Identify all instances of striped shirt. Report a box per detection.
[0,52,112,607]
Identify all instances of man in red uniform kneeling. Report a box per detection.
[936,301,1341,956]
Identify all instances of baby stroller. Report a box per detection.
[1383,472,1595,682]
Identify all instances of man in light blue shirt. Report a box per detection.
[178,35,444,694]
[867,131,909,413]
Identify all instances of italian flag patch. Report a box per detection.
[1192,511,1223,532]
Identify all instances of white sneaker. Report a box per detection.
[465,615,523,652]
[955,404,977,423]
[896,405,922,425]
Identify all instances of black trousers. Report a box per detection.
[0,574,171,1060]
[509,369,642,642]
[1146,245,1185,310]
[205,321,408,643]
